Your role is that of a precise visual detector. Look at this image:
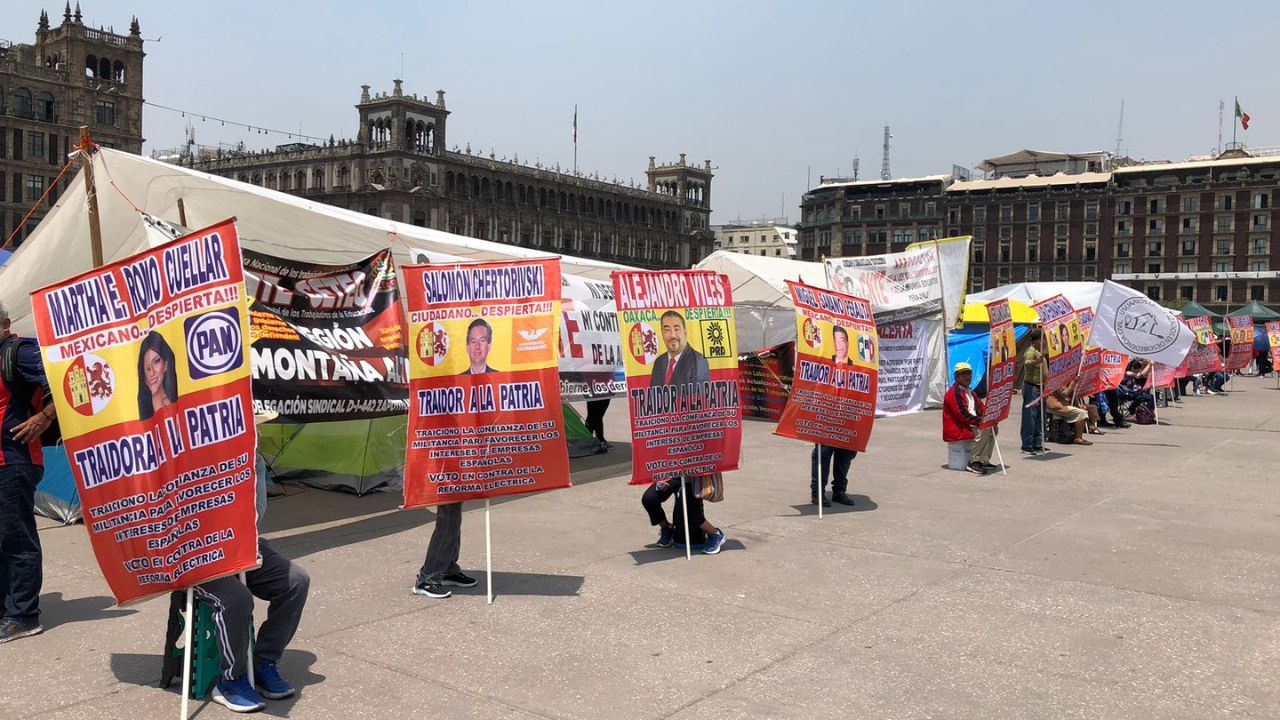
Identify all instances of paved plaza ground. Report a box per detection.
[5,376,1280,719]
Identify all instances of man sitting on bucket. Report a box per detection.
[943,362,998,475]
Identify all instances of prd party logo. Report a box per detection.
[63,352,114,416]
[626,322,658,366]
[185,308,244,379]
[416,321,450,367]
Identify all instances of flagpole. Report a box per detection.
[1233,97,1238,147]
[572,104,578,176]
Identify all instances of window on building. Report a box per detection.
[1181,239,1196,255]
[1118,199,1133,215]
[1252,237,1268,255]
[1054,265,1068,280]
[1117,219,1132,235]
[1055,223,1068,238]
[948,208,959,224]
[1182,216,1198,233]
[1085,241,1097,261]
[1148,241,1163,255]
[1149,198,1164,214]
[1183,195,1199,212]
[892,229,904,244]
[14,88,33,119]
[1146,285,1162,301]
[1000,205,1013,222]
[848,206,861,220]
[1217,239,1232,255]
[899,202,911,217]
[1147,261,1162,274]
[1179,285,1194,300]
[1056,202,1069,221]
[1216,215,1232,233]
[999,225,1011,239]
[875,204,885,220]
[1055,242,1067,261]
[1028,244,1039,262]
[1116,241,1131,258]
[1114,261,1131,275]
[1179,261,1195,272]
[1025,266,1040,281]
[1085,222,1098,237]
[971,276,985,292]
[94,100,116,126]
[1253,192,1269,209]
[25,174,44,202]
[1085,200,1099,220]
[1218,194,1233,211]
[973,245,985,263]
[1252,213,1269,230]
[972,226,985,242]
[1084,264,1097,279]
[925,201,936,216]
[35,92,55,122]
[26,131,44,160]
[904,229,914,244]
[1028,224,1040,239]
[1214,284,1228,302]
[1250,260,1266,272]
[974,206,986,224]
[998,266,1010,281]
[1214,260,1230,272]
[1027,203,1040,222]
[1149,218,1163,233]
[999,243,1011,263]
[1251,285,1265,301]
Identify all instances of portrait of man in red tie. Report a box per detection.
[649,310,711,389]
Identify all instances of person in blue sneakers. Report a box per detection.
[198,420,311,713]
[641,477,727,555]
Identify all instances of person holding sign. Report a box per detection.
[642,478,727,554]
[943,362,996,475]
[650,311,711,388]
[0,302,58,643]
[1019,328,1046,454]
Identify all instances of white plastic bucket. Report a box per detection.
[947,441,973,470]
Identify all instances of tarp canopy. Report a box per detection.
[694,250,828,353]
[946,325,1032,390]
[966,282,1104,314]
[0,249,11,267]
[960,300,1039,325]
[1227,300,1280,321]
[1178,299,1221,319]
[0,148,632,335]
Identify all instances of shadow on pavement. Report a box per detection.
[627,539,747,565]
[111,648,322,717]
[485,571,586,597]
[788,494,878,516]
[41,590,136,629]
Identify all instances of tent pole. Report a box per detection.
[485,499,493,604]
[241,572,255,688]
[180,587,193,720]
[79,126,104,268]
[679,477,691,560]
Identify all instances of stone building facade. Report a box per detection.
[0,4,145,248]
[178,81,714,269]
[712,220,798,258]
[798,151,1280,312]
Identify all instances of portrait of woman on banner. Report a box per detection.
[137,331,179,420]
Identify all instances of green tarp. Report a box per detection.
[1227,300,1280,321]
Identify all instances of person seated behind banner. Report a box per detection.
[943,362,998,475]
[198,413,311,714]
[642,477,727,555]
[459,318,497,375]
[811,444,857,506]
[1044,378,1092,446]
[1118,360,1156,416]
[650,311,710,389]
[137,331,179,420]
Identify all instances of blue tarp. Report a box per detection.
[35,445,82,524]
[0,249,12,267]
[946,325,1031,391]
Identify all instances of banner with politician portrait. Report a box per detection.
[1032,294,1084,395]
[979,299,1017,430]
[1267,321,1280,370]
[402,258,570,508]
[1181,316,1224,375]
[30,219,259,605]
[613,270,742,485]
[774,282,878,451]
[1224,316,1254,372]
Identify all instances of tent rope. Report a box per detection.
[93,146,144,214]
[1,150,79,254]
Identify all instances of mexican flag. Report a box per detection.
[1236,97,1251,130]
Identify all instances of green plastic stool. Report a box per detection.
[159,592,254,699]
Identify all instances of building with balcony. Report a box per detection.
[797,150,1280,311]
[712,219,797,258]
[0,5,145,248]
[169,81,713,269]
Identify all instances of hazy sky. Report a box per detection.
[4,1,1277,223]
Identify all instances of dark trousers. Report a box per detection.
[1020,383,1043,449]
[1102,389,1126,423]
[417,502,463,585]
[194,539,310,681]
[1118,387,1154,414]
[642,480,706,534]
[584,399,610,442]
[0,464,43,622]
[811,445,856,495]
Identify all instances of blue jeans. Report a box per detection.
[0,464,44,622]
[810,445,856,495]
[1020,383,1043,450]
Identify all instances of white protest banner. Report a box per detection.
[825,245,945,326]
[1089,280,1194,367]
[875,317,943,416]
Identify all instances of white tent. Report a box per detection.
[0,148,631,335]
[694,250,827,353]
[966,281,1104,314]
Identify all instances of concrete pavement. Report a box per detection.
[4,376,1279,719]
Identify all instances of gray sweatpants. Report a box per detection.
[194,539,310,681]
[416,502,463,585]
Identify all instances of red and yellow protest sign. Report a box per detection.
[1224,316,1254,371]
[1076,348,1103,396]
[1267,321,1280,369]
[979,299,1017,430]
[1098,350,1128,391]
[1182,317,1225,374]
[402,259,570,508]
[31,220,258,605]
[613,270,741,484]
[1032,295,1084,394]
[774,282,878,450]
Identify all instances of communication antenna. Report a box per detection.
[880,126,892,181]
[1217,99,1225,155]
[1114,100,1124,162]
[853,154,860,181]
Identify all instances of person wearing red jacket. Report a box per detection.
[943,362,997,475]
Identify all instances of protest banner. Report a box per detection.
[31,219,258,605]
[979,299,1017,430]
[1224,316,1254,371]
[1031,295,1083,394]
[1182,317,1224,375]
[1076,348,1103,397]
[1089,280,1194,367]
[243,249,408,421]
[874,317,943,416]
[557,270,626,401]
[1267,321,1280,370]
[827,239,970,327]
[401,258,570,508]
[774,282,878,451]
[1098,350,1128,391]
[739,341,794,421]
[1150,362,1178,389]
[613,270,742,484]
[1076,308,1094,343]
